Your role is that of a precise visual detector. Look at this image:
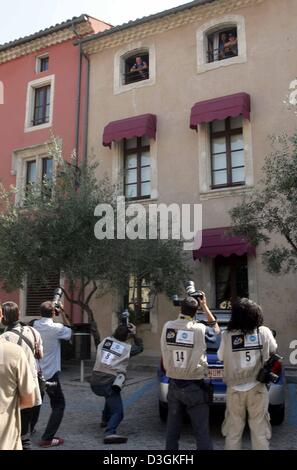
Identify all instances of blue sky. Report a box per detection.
[0,0,190,44]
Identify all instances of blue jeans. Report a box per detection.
[91,383,124,436]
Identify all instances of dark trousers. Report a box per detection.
[37,372,66,441]
[21,406,40,449]
[166,380,212,450]
[91,383,124,436]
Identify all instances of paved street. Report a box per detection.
[30,360,297,451]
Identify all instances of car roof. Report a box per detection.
[195,309,231,325]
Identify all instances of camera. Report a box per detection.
[172,281,203,307]
[256,353,283,384]
[119,309,129,326]
[112,373,126,391]
[53,287,63,314]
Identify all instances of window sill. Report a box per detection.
[200,185,253,201]
[24,121,52,133]
[197,54,247,74]
[114,76,155,95]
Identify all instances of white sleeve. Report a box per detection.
[217,333,224,361]
[56,324,72,340]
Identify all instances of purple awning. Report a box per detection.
[193,227,256,259]
[103,113,157,148]
[190,93,250,130]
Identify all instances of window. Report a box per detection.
[42,157,53,181]
[24,156,53,199]
[26,271,60,316]
[123,52,149,85]
[124,136,151,200]
[215,254,248,308]
[36,55,49,73]
[124,275,150,324]
[24,75,54,132]
[32,85,51,126]
[207,27,238,63]
[26,160,37,186]
[210,116,244,188]
[196,15,247,74]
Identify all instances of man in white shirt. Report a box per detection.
[218,298,277,450]
[33,300,72,448]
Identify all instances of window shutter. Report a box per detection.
[26,271,60,316]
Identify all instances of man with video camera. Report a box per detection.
[161,285,220,450]
[90,313,143,444]
[32,293,72,448]
[218,298,278,450]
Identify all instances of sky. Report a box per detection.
[0,0,191,45]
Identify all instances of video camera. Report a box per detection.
[172,281,203,307]
[53,287,63,314]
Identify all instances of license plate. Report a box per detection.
[213,395,226,403]
[208,368,224,378]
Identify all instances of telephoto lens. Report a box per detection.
[112,373,126,391]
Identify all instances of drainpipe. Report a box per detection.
[75,45,82,165]
[82,50,90,164]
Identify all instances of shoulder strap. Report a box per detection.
[10,328,35,354]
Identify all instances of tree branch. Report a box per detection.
[85,280,98,305]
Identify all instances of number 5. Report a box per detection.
[246,351,251,362]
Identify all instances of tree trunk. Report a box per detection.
[82,303,101,347]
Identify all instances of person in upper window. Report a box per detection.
[219,32,228,59]
[130,56,148,80]
[223,32,238,58]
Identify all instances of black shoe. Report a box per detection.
[103,434,128,444]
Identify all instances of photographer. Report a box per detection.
[0,301,43,450]
[161,293,220,450]
[217,298,277,450]
[33,300,72,448]
[90,322,143,444]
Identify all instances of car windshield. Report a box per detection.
[194,311,231,353]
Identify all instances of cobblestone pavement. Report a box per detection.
[31,364,297,451]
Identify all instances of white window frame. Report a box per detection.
[24,74,55,132]
[197,117,254,200]
[12,142,57,204]
[111,137,158,202]
[35,53,49,73]
[197,15,247,74]
[114,42,156,95]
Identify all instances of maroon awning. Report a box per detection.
[103,113,157,148]
[193,227,256,259]
[190,93,250,130]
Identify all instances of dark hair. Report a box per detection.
[113,325,129,342]
[227,298,263,334]
[1,301,20,326]
[40,301,55,318]
[181,296,198,317]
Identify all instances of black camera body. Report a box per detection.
[256,353,282,384]
[172,281,203,307]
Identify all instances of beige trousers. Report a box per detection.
[222,383,272,450]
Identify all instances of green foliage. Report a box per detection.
[230,133,297,273]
